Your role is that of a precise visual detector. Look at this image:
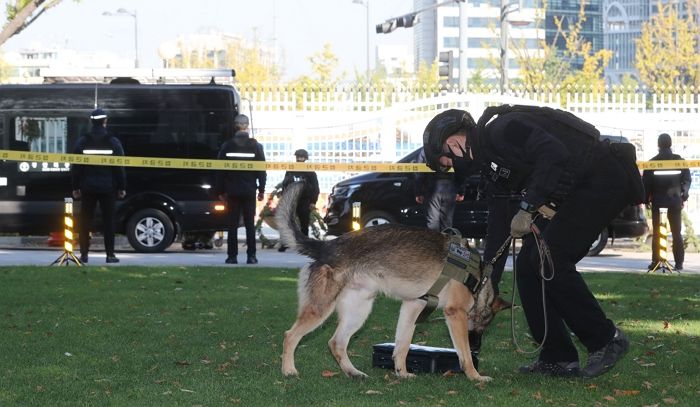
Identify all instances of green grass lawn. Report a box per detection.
[1,265,698,406]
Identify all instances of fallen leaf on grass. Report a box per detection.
[365,390,382,395]
[321,370,339,378]
[533,391,542,400]
[603,395,616,401]
[663,321,670,329]
[175,360,191,366]
[614,389,640,397]
[180,388,195,393]
[662,398,678,404]
[442,370,459,377]
[643,381,653,390]
[447,390,458,395]
[587,384,598,390]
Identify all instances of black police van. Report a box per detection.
[0,69,242,252]
[324,138,648,256]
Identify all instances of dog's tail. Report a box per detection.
[275,182,325,259]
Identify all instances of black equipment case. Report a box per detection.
[372,343,478,374]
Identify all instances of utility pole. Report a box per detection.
[459,1,468,90]
[353,0,371,83]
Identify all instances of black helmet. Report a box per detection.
[422,109,476,171]
[294,149,309,159]
[90,108,107,120]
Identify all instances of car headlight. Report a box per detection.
[332,184,359,198]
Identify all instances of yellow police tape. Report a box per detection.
[0,149,696,172]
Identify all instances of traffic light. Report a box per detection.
[438,50,454,88]
[396,13,418,28]
[376,20,397,34]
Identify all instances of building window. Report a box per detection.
[444,16,459,27]
[444,37,460,48]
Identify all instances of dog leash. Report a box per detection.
[509,216,556,355]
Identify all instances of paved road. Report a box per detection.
[1,240,697,274]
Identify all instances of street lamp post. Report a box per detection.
[103,8,139,68]
[499,0,521,94]
[353,0,370,83]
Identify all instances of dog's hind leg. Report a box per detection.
[282,265,341,377]
[329,287,375,378]
[392,299,426,378]
[444,284,491,382]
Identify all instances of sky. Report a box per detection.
[1,0,415,80]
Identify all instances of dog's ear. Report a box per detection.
[491,296,512,314]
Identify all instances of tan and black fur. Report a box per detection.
[277,183,504,381]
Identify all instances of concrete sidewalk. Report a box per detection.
[1,242,697,274]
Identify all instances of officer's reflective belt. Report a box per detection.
[416,237,485,323]
[1,149,695,172]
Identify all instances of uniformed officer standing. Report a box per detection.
[279,149,320,249]
[71,108,126,264]
[643,133,691,271]
[422,106,644,378]
[216,114,266,265]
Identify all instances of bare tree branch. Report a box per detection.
[0,0,63,46]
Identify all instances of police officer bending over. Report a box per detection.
[422,106,644,378]
[71,108,126,264]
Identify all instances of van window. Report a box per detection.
[14,117,68,153]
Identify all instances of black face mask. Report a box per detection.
[446,144,475,182]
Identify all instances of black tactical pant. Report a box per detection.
[296,201,312,237]
[425,179,457,232]
[513,143,630,363]
[79,192,116,257]
[651,206,684,267]
[483,196,520,295]
[226,194,257,257]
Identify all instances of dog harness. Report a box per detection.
[416,235,492,323]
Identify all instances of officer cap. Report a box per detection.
[658,133,672,149]
[90,108,108,120]
[234,114,250,127]
[422,109,476,171]
[294,149,309,158]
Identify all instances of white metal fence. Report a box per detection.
[241,84,700,226]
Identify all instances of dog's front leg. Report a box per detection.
[444,285,492,382]
[393,299,425,379]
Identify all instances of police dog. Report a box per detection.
[277,183,504,382]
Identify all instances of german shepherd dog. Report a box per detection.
[277,183,504,382]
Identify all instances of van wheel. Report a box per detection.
[361,210,395,228]
[587,229,609,257]
[126,209,175,253]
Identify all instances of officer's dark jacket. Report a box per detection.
[414,149,467,197]
[642,148,691,209]
[216,131,266,196]
[71,126,126,194]
[282,170,320,205]
[478,111,592,209]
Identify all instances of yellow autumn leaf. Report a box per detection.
[321,370,338,378]
[614,389,641,396]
